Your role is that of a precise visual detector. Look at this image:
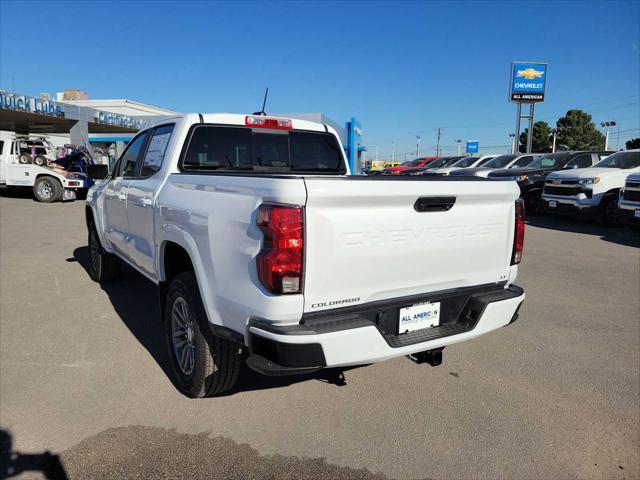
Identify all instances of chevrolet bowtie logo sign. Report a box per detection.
[517,68,544,80]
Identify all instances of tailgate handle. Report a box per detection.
[414,196,456,212]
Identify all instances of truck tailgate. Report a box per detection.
[302,177,519,313]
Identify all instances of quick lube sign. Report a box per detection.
[509,62,547,102]
[0,91,63,116]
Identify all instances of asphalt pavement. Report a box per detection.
[1,192,639,479]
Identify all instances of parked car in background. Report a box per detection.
[402,156,462,175]
[382,156,438,175]
[618,172,640,225]
[618,173,640,225]
[366,160,400,175]
[488,151,612,215]
[85,113,526,397]
[542,150,640,225]
[423,155,496,176]
[449,153,539,178]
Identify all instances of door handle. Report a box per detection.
[117,193,126,201]
[141,197,153,207]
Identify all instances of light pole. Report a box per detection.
[435,128,443,156]
[601,121,616,150]
[509,133,516,154]
[416,136,421,156]
[456,139,462,156]
[391,141,395,163]
[550,128,558,153]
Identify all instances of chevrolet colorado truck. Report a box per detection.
[542,150,640,225]
[85,113,526,398]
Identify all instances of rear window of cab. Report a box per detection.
[181,125,347,174]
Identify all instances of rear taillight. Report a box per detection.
[511,199,525,265]
[245,115,292,130]
[257,204,303,294]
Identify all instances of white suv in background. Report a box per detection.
[542,150,640,225]
[618,171,640,225]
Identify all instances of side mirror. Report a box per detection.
[87,164,109,180]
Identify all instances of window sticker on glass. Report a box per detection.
[145,133,171,168]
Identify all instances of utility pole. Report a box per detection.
[375,144,379,162]
[416,136,421,156]
[526,104,535,153]
[456,139,462,156]
[435,128,443,156]
[551,128,557,153]
[601,121,616,150]
[391,141,395,163]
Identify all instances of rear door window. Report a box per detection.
[182,125,346,174]
[140,125,174,177]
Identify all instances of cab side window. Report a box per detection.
[140,125,174,177]
[116,132,150,178]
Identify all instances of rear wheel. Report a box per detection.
[34,155,48,166]
[165,271,242,398]
[597,193,620,227]
[33,176,62,203]
[18,153,32,164]
[88,222,121,282]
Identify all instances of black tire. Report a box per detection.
[525,190,545,216]
[19,153,33,164]
[34,155,48,166]
[33,176,62,203]
[164,271,242,398]
[597,193,620,227]
[88,222,121,282]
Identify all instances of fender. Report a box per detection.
[158,224,223,327]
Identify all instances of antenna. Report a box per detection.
[253,87,269,116]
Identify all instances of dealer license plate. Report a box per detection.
[549,200,557,208]
[398,302,440,334]
[635,209,640,219]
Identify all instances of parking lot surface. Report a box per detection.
[1,194,639,480]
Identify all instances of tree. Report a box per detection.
[626,138,640,150]
[518,120,552,153]
[554,109,605,151]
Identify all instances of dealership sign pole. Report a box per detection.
[509,62,547,154]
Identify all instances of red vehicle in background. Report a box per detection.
[383,156,439,175]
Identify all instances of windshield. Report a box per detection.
[526,154,570,169]
[482,155,516,168]
[182,126,346,173]
[406,158,425,167]
[425,157,452,168]
[451,156,479,168]
[592,151,640,169]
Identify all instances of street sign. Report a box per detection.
[466,141,479,153]
[509,62,548,103]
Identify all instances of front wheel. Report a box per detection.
[18,153,32,164]
[597,194,620,227]
[525,191,545,216]
[88,223,121,282]
[165,272,242,398]
[34,155,48,166]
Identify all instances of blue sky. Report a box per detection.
[1,0,638,158]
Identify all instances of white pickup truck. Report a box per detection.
[618,171,640,225]
[85,113,526,397]
[542,150,640,224]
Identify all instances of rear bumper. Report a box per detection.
[246,284,525,375]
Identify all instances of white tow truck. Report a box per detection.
[85,113,526,397]
[542,150,640,224]
[0,131,91,202]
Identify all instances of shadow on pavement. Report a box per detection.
[0,187,35,201]
[72,246,356,397]
[527,215,640,248]
[0,429,68,480]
